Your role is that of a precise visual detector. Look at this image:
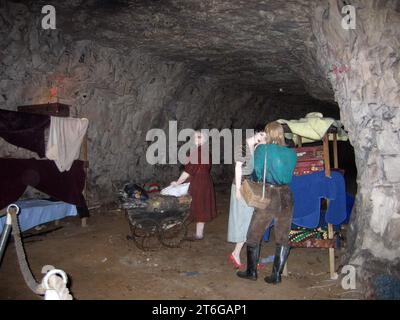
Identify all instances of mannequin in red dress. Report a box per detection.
[170,131,217,240]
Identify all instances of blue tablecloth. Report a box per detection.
[0,200,77,234]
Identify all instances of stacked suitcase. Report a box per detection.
[293,145,324,176]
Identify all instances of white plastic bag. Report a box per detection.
[160,183,190,197]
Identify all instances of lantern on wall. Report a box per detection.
[48,87,58,103]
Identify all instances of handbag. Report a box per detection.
[241,151,271,209]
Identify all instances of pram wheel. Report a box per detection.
[125,207,190,251]
[159,217,187,248]
[130,218,162,251]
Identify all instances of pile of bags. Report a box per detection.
[146,194,192,213]
[116,182,191,211]
[117,183,150,209]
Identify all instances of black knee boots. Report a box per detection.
[237,244,259,281]
[264,244,290,284]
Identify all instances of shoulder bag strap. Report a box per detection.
[262,147,267,199]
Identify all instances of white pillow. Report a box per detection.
[160,183,190,197]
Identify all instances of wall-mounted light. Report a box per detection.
[48,87,58,103]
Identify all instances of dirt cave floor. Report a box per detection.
[0,185,360,300]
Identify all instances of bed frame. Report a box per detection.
[17,103,89,227]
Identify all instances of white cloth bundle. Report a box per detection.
[160,183,190,197]
[46,116,89,172]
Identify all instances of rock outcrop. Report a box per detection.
[311,0,400,297]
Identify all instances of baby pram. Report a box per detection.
[123,193,192,251]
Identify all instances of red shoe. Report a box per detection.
[257,263,266,270]
[228,254,245,270]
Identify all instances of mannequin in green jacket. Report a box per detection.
[237,121,297,284]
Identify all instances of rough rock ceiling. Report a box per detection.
[25,0,334,100]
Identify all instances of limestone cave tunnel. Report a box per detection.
[0,0,399,301]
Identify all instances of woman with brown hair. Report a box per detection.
[237,121,297,284]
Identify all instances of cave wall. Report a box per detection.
[1,0,398,299]
[0,1,337,204]
[312,0,400,296]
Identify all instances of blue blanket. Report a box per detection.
[289,171,347,228]
[0,200,77,234]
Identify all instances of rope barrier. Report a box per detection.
[41,266,73,300]
[3,204,73,299]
